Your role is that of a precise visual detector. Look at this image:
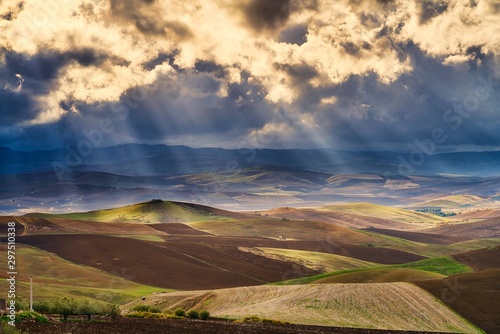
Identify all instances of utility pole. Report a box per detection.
[29,276,33,312]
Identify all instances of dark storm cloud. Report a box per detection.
[120,71,271,141]
[0,90,37,126]
[419,0,449,24]
[4,48,121,83]
[0,47,127,126]
[142,50,181,72]
[0,1,24,21]
[277,23,308,45]
[107,0,192,38]
[194,60,227,78]
[465,45,492,66]
[300,43,500,151]
[243,0,317,32]
[24,69,273,149]
[244,0,292,31]
[341,41,361,56]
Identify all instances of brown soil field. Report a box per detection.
[16,317,456,334]
[0,216,166,236]
[416,269,500,333]
[454,208,500,220]
[362,227,463,244]
[424,217,500,240]
[263,208,421,230]
[162,235,425,264]
[17,234,317,289]
[189,218,390,244]
[451,246,500,271]
[149,223,213,235]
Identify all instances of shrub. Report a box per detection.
[132,305,150,312]
[187,310,199,319]
[33,301,51,314]
[199,310,210,320]
[103,304,120,321]
[78,300,99,320]
[149,307,161,313]
[174,308,185,317]
[16,311,48,323]
[53,298,78,320]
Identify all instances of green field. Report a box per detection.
[273,256,472,285]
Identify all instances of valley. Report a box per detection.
[1,198,498,333]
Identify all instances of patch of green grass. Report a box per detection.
[395,256,472,276]
[272,256,472,285]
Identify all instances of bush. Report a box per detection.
[149,307,161,314]
[33,300,51,314]
[53,298,78,320]
[132,305,150,312]
[174,308,185,317]
[199,310,210,320]
[16,311,48,323]
[187,310,199,319]
[103,304,120,321]
[78,300,99,320]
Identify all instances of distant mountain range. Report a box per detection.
[1,144,500,176]
[1,144,499,214]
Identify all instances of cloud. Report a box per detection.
[418,0,449,24]
[0,0,499,152]
[243,0,293,31]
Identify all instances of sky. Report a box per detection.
[0,0,499,152]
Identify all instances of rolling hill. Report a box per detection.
[16,234,319,290]
[0,244,165,304]
[424,217,500,240]
[417,269,500,333]
[451,246,500,271]
[409,195,491,209]
[127,283,481,333]
[312,268,446,283]
[28,199,247,224]
[321,203,445,224]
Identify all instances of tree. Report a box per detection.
[187,310,199,319]
[199,310,210,320]
[103,304,120,321]
[53,298,77,321]
[78,300,98,321]
[174,308,185,317]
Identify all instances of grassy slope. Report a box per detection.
[411,195,488,209]
[322,202,445,223]
[0,244,166,304]
[189,218,388,245]
[130,284,481,333]
[313,268,446,283]
[359,228,500,258]
[29,200,233,224]
[273,256,472,285]
[245,247,379,272]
